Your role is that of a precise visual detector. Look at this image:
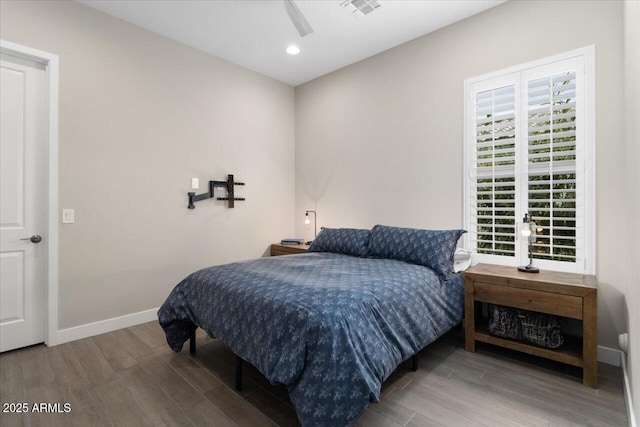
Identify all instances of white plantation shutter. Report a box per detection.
[471,85,517,258]
[464,48,594,274]
[527,71,582,265]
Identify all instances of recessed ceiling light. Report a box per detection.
[286,45,300,55]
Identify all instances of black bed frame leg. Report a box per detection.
[189,329,196,355]
[188,327,242,392]
[411,355,418,372]
[235,356,243,391]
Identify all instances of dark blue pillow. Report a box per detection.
[308,228,370,257]
[367,225,466,281]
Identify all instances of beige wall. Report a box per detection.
[295,0,626,349]
[0,1,295,329]
[624,0,640,419]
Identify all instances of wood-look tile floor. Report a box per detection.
[0,322,627,427]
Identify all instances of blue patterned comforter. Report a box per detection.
[158,252,464,426]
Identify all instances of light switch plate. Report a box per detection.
[62,209,75,224]
[191,178,199,190]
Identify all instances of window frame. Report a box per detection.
[463,46,596,275]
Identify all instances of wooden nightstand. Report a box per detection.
[464,263,598,387]
[270,243,310,256]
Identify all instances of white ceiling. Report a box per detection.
[77,0,506,87]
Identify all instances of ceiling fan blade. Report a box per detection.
[283,0,314,37]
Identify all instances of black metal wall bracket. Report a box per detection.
[187,174,245,209]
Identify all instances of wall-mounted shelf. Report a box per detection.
[188,174,245,209]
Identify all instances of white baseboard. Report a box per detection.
[621,351,637,427]
[598,345,622,366]
[601,346,636,427]
[54,307,159,345]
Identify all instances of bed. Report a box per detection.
[158,225,465,427]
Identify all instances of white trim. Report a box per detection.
[465,45,596,86]
[621,351,638,427]
[56,308,159,344]
[583,45,597,276]
[462,78,472,246]
[597,345,621,367]
[597,346,635,427]
[0,40,60,346]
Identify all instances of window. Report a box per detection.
[464,47,595,274]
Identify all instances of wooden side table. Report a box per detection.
[464,263,598,387]
[270,243,310,256]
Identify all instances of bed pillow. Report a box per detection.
[308,228,371,257]
[367,225,466,281]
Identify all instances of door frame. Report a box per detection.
[1,40,59,346]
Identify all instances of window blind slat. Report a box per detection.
[478,114,515,127]
[528,121,577,133]
[528,82,576,98]
[477,129,516,140]
[528,131,576,142]
[528,151,577,161]
[476,138,515,150]
[528,161,576,172]
[528,92,576,106]
[527,140,576,149]
[528,101,576,116]
[528,111,575,124]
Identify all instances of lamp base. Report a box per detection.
[518,265,540,273]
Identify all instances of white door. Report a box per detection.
[0,52,47,352]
